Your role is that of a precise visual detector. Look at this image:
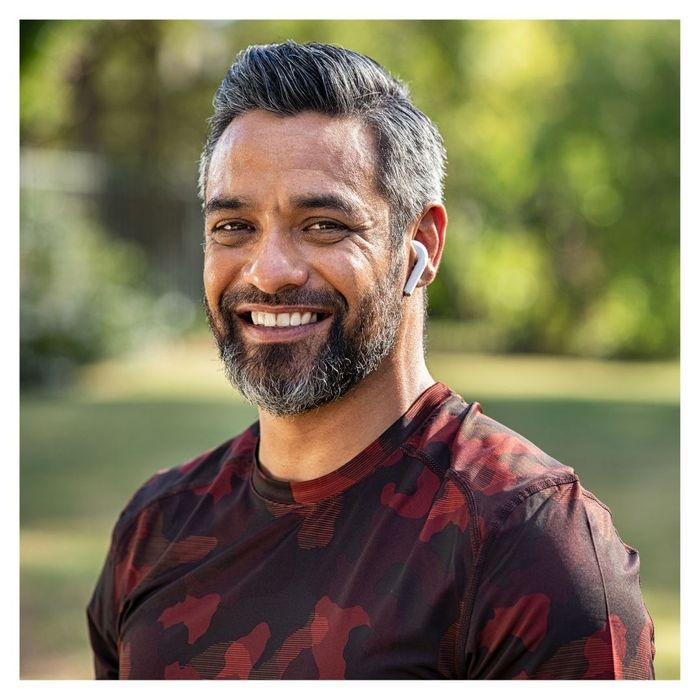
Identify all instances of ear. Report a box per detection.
[406,203,447,289]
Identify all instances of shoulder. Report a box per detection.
[90,424,260,627]
[413,391,578,528]
[455,403,577,519]
[462,477,654,679]
[112,423,259,543]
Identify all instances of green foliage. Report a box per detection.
[20,193,195,387]
[20,20,679,360]
[427,21,679,359]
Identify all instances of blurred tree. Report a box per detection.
[20,188,196,387]
[20,20,679,366]
[21,192,145,387]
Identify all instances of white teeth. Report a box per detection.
[250,311,321,327]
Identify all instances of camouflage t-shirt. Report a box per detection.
[87,383,655,679]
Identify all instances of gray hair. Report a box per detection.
[198,41,446,241]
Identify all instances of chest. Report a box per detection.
[116,491,471,679]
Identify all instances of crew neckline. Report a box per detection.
[250,382,453,505]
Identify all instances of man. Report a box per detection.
[87,41,655,680]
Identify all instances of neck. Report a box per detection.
[256,325,434,483]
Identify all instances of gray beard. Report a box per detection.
[205,282,403,416]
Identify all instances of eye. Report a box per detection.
[209,220,255,245]
[304,220,350,243]
[215,221,254,232]
[306,220,345,231]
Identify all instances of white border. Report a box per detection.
[7,3,695,695]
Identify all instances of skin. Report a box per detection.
[204,109,447,483]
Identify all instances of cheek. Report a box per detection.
[327,244,387,289]
[203,249,239,308]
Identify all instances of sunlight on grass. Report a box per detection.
[429,351,679,404]
[642,588,680,679]
[76,334,238,402]
[21,526,108,679]
[21,525,111,576]
[74,333,679,404]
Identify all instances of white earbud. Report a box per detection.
[403,240,429,296]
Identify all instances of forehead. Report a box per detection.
[205,110,381,203]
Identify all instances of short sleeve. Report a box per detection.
[86,531,121,679]
[463,480,655,679]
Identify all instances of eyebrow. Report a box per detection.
[203,196,254,217]
[289,193,362,218]
[203,193,363,218]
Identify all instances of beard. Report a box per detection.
[204,275,404,416]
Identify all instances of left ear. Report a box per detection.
[407,203,447,288]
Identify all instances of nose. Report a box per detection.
[241,228,309,294]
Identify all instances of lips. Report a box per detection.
[232,305,333,343]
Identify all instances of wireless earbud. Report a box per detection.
[403,240,429,296]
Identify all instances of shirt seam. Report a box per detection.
[582,495,623,678]
[581,489,638,556]
[453,472,580,678]
[400,445,481,560]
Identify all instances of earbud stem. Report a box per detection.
[403,240,429,296]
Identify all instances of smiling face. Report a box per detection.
[202,110,408,415]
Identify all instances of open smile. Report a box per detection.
[248,310,320,327]
[236,306,334,343]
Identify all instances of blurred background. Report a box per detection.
[20,19,679,679]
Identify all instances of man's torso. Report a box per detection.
[88,383,654,679]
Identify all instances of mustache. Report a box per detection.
[218,287,348,316]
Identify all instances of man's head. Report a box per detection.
[199,41,446,242]
[200,42,447,416]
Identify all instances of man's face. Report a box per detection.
[203,110,407,415]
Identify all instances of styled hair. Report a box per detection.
[198,41,446,241]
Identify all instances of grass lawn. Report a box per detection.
[20,338,679,679]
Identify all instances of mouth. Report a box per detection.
[234,306,334,342]
[239,309,331,328]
